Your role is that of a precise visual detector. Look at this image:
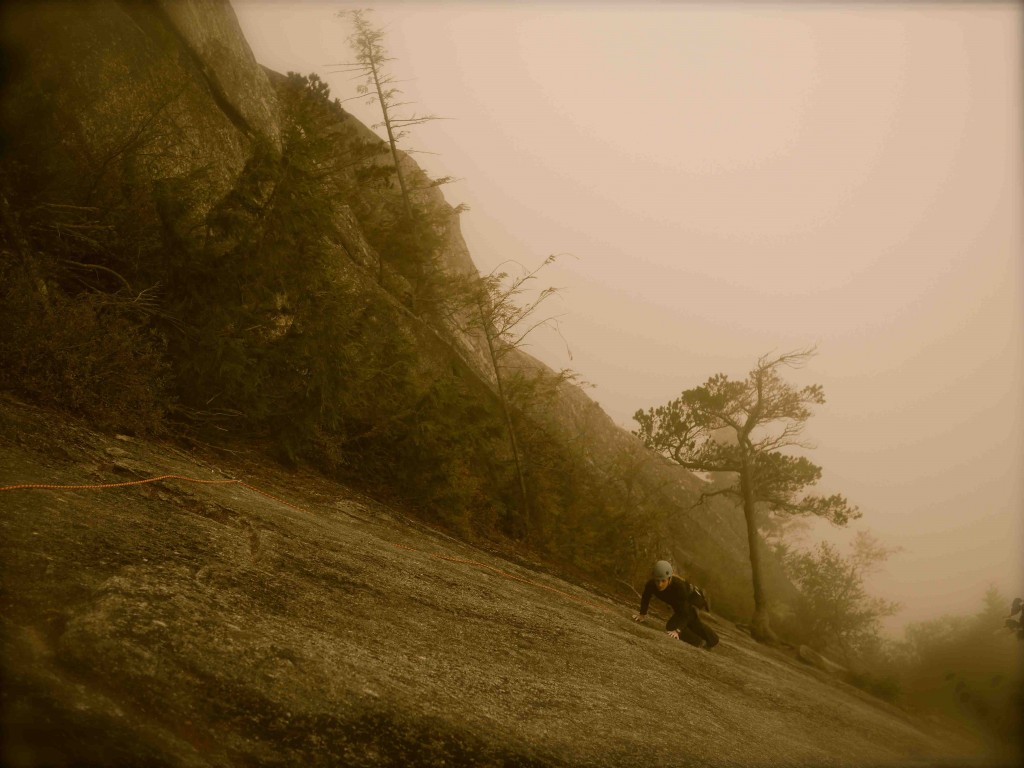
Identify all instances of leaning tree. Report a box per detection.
[452,255,571,530]
[633,349,859,642]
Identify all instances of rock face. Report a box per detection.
[153,0,281,149]
[0,396,993,767]
[0,0,277,247]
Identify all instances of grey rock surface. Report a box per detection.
[0,395,1005,767]
[155,0,281,151]
[0,1,265,246]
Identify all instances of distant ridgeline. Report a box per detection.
[0,1,795,620]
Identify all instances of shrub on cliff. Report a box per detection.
[0,261,168,433]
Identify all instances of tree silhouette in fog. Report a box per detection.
[634,348,859,643]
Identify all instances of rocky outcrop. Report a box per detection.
[0,0,277,247]
[153,0,281,150]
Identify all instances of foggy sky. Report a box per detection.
[233,1,1023,634]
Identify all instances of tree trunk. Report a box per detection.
[740,460,777,644]
[367,56,412,220]
[494,366,528,516]
[478,302,529,532]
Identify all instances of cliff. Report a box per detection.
[0,0,793,623]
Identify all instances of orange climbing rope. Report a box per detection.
[1,471,619,616]
[0,475,241,492]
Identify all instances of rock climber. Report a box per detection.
[632,560,719,649]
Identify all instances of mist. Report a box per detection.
[233,1,1023,634]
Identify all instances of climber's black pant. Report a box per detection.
[666,604,719,649]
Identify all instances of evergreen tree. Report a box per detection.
[336,9,415,219]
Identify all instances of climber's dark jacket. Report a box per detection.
[639,576,709,616]
[639,576,718,649]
